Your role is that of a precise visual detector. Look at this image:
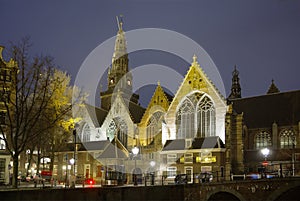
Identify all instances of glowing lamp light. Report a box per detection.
[261,148,270,158]
[132,146,139,155]
[69,158,75,165]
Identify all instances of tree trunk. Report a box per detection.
[12,155,19,188]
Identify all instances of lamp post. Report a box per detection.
[261,148,270,161]
[261,148,270,178]
[132,146,139,186]
[150,161,155,185]
[73,129,77,176]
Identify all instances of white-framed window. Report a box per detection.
[280,129,296,148]
[167,167,177,178]
[255,131,272,149]
[167,154,177,164]
[184,153,193,163]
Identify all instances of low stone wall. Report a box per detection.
[0,185,185,201]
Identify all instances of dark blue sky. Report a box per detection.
[1,0,300,107]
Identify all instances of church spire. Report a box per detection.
[267,79,280,94]
[107,15,131,91]
[100,16,139,111]
[228,65,242,100]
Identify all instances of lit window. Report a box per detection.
[176,93,216,139]
[106,118,128,148]
[176,99,195,139]
[197,96,215,137]
[280,129,296,148]
[167,167,177,178]
[146,111,164,145]
[255,131,272,149]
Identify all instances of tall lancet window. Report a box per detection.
[106,118,128,148]
[176,99,195,139]
[147,111,164,145]
[197,96,215,137]
[82,124,91,142]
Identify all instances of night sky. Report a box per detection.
[1,0,300,107]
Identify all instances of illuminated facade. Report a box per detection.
[0,46,18,185]
[54,19,300,185]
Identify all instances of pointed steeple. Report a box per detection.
[107,15,131,91]
[228,65,242,100]
[267,79,280,94]
[100,16,139,110]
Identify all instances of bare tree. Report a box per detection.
[0,38,84,188]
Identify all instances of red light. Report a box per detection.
[89,180,93,185]
[262,160,268,166]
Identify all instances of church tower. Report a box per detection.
[228,65,241,100]
[100,16,139,110]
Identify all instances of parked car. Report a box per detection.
[198,172,213,183]
[174,174,187,185]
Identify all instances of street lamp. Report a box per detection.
[261,148,270,178]
[132,146,139,186]
[261,148,270,161]
[150,161,156,185]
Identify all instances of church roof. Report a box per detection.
[85,104,108,127]
[128,101,146,123]
[58,140,110,152]
[97,138,128,159]
[161,137,225,151]
[231,90,300,128]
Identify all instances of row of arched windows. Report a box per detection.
[255,129,296,149]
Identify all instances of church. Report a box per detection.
[52,19,300,185]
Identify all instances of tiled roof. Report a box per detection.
[162,136,224,151]
[97,139,128,159]
[58,140,110,152]
[128,101,145,123]
[231,90,300,128]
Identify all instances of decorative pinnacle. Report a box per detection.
[192,54,198,64]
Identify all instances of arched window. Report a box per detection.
[197,96,215,137]
[106,121,116,142]
[176,93,216,139]
[106,118,128,148]
[255,131,271,149]
[176,99,195,139]
[146,111,164,145]
[280,129,296,148]
[82,124,91,142]
[116,118,128,148]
